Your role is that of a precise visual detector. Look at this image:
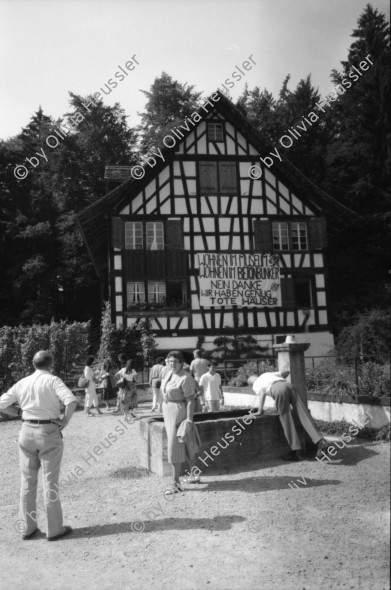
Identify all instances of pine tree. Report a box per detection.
[325,4,390,213]
[138,72,202,154]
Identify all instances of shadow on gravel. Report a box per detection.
[183,476,341,493]
[109,466,150,479]
[69,515,245,537]
[311,441,379,466]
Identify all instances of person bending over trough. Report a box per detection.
[252,366,327,461]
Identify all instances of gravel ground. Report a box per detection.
[0,403,389,590]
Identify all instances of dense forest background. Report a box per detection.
[0,4,390,342]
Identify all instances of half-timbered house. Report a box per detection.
[77,92,354,356]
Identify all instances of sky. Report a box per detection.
[0,0,389,140]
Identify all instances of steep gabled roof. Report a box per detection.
[77,91,358,276]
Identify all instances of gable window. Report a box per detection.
[127,282,145,304]
[199,161,237,195]
[146,222,164,250]
[207,122,224,142]
[272,221,308,250]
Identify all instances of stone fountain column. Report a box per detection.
[273,336,310,406]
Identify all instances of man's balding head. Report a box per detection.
[33,351,52,370]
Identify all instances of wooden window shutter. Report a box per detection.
[219,162,237,194]
[166,219,183,250]
[309,217,328,249]
[199,161,218,193]
[253,219,272,251]
[111,217,124,248]
[281,277,296,308]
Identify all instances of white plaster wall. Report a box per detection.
[292,331,334,357]
[155,336,198,350]
[222,391,390,429]
[308,400,390,429]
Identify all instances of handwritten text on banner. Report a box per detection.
[196,253,281,307]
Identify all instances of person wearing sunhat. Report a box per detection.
[252,365,327,461]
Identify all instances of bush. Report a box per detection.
[210,334,269,361]
[0,320,89,390]
[306,363,356,397]
[228,360,276,387]
[335,309,390,359]
[96,302,157,370]
[358,362,390,397]
[306,360,390,398]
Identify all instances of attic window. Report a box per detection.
[207,122,224,142]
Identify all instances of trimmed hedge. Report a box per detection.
[0,320,90,390]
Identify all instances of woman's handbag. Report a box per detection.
[78,376,89,388]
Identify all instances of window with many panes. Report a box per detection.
[125,221,164,250]
[272,221,308,250]
[125,222,143,250]
[207,122,224,142]
[148,281,166,303]
[126,280,188,309]
[127,282,145,305]
[272,222,289,250]
[291,222,308,250]
[146,222,164,250]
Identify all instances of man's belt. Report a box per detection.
[22,419,55,424]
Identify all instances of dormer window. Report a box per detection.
[207,122,224,142]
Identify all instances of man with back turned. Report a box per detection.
[0,350,77,540]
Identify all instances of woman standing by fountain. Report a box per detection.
[161,350,200,490]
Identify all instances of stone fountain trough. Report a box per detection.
[139,338,315,476]
[138,408,306,476]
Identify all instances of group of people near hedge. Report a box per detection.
[0,347,327,541]
[82,355,138,419]
[83,348,224,421]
